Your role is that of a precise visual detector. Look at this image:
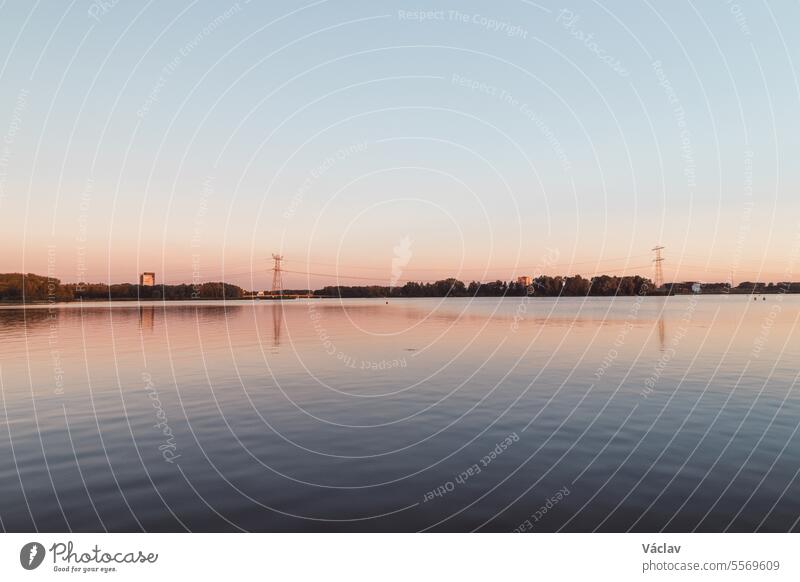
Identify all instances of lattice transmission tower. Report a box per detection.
[652,245,665,289]
[271,253,284,295]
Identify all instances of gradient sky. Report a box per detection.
[1,0,799,289]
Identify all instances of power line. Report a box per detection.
[271,254,284,294]
[652,245,665,288]
[152,250,747,288]
[281,254,654,272]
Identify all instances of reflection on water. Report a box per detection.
[272,303,283,349]
[1,296,800,532]
[139,305,155,332]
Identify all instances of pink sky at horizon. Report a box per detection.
[3,240,797,289]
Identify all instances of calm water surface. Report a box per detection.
[1,296,800,531]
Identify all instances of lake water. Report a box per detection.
[1,296,799,532]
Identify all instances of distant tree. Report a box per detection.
[563,275,590,295]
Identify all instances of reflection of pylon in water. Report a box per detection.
[271,254,283,295]
[658,317,665,351]
[271,302,282,348]
[652,245,665,289]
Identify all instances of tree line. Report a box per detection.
[316,274,652,298]
[0,273,245,302]
[4,272,799,303]
[314,277,800,298]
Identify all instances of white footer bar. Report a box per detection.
[1,533,796,581]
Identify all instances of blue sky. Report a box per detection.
[1,0,798,288]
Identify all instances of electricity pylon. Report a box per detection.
[652,245,665,289]
[271,254,283,295]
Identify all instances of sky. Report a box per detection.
[0,0,799,290]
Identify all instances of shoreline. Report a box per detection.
[0,290,791,307]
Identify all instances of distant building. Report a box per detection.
[692,282,702,294]
[140,272,155,287]
[517,275,532,287]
